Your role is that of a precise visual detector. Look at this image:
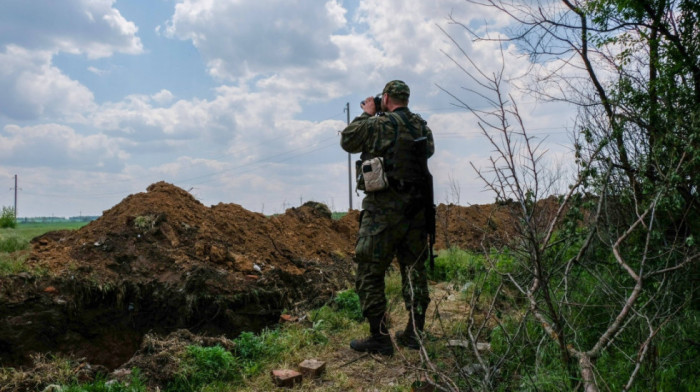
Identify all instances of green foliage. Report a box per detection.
[429,247,484,284]
[233,330,285,377]
[655,309,700,391]
[309,289,366,332]
[167,346,240,392]
[0,207,16,228]
[309,304,357,332]
[333,289,363,321]
[63,369,147,392]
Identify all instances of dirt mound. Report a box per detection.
[29,182,358,281]
[435,202,518,251]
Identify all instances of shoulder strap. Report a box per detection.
[395,110,425,139]
[386,113,401,147]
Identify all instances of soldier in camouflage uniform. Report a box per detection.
[340,80,434,355]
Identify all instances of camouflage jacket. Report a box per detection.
[341,107,435,213]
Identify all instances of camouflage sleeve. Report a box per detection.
[340,113,373,154]
[341,113,396,155]
[425,124,435,158]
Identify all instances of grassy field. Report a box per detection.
[11,221,89,240]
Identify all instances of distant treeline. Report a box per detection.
[17,216,99,223]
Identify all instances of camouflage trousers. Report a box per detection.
[354,195,431,319]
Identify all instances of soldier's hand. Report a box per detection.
[360,96,376,115]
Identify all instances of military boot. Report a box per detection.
[395,312,425,350]
[350,315,394,356]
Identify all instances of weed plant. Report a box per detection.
[233,330,285,377]
[333,289,363,321]
[309,289,364,331]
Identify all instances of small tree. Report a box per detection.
[420,1,698,390]
[0,206,16,229]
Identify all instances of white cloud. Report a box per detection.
[163,0,344,81]
[0,0,142,58]
[0,123,128,171]
[0,45,96,121]
[151,89,175,105]
[87,66,109,76]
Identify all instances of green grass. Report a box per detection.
[13,221,89,240]
[63,369,147,392]
[167,346,240,392]
[331,212,348,220]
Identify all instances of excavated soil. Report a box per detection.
[0,181,543,387]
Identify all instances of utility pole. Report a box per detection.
[344,102,353,211]
[13,174,17,219]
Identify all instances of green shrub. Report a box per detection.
[167,345,240,392]
[0,207,16,228]
[334,289,363,321]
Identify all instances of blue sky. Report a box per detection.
[0,0,576,217]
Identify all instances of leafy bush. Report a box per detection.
[167,346,240,392]
[0,206,16,228]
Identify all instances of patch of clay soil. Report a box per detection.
[0,182,550,389]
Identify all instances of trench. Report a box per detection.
[0,276,289,370]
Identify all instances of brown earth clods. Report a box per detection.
[0,181,534,389]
